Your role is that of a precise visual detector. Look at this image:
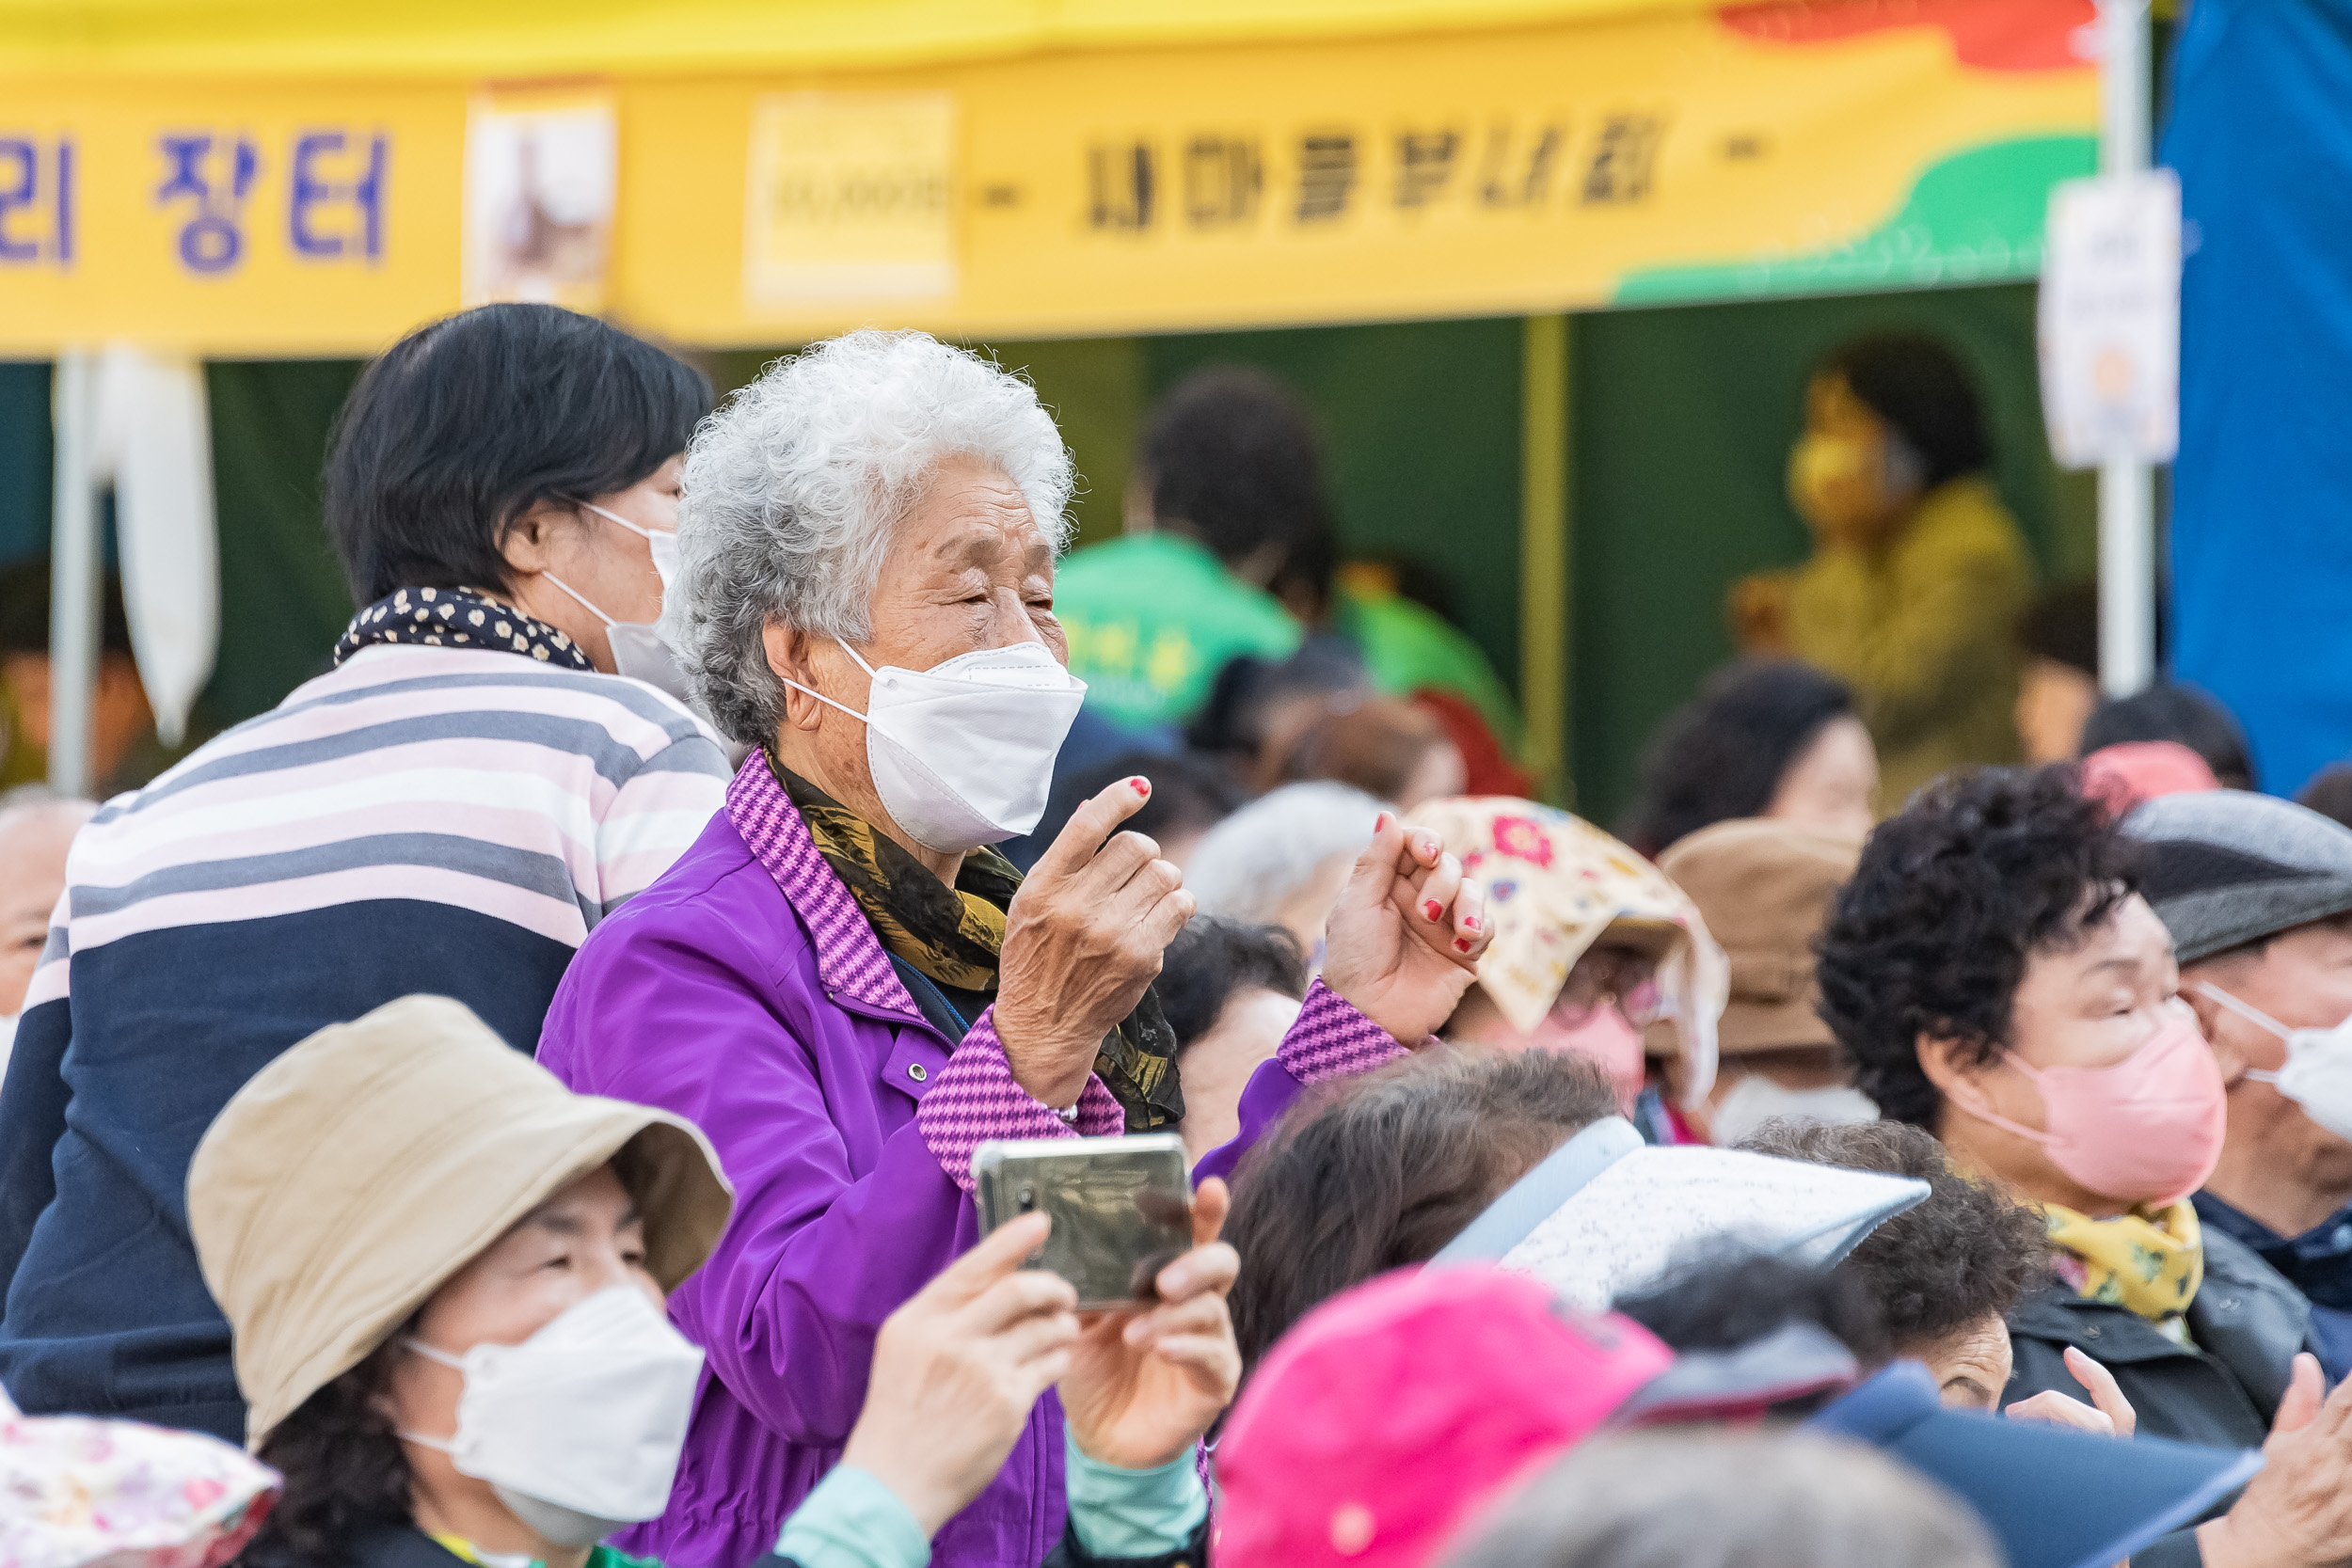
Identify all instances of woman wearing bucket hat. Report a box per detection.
[1407,797,1729,1138]
[191,996,1242,1568]
[536,330,1490,1568]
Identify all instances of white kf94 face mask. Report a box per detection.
[401,1285,706,1548]
[2195,981,2352,1145]
[778,637,1087,854]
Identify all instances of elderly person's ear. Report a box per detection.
[762,623,826,733]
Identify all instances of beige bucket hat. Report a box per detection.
[188,994,733,1447]
[1653,817,1861,1055]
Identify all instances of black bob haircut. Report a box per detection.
[1158,916,1311,1053]
[325,303,711,606]
[1622,659,1855,858]
[1816,332,1991,490]
[2080,681,2254,791]
[1139,365,1327,570]
[1815,765,2139,1128]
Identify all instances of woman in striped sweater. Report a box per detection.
[0,303,732,1443]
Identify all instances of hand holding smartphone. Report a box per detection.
[972,1133,1193,1310]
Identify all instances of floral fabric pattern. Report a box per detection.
[0,1397,279,1568]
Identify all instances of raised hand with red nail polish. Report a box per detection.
[1316,810,1493,1047]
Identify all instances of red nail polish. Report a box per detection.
[1463,915,1481,931]
[1422,900,1443,922]
[1375,811,1393,831]
[1455,937,1473,953]
[1130,777,1151,795]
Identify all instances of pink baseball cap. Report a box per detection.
[2082,740,2221,814]
[1215,1266,1859,1568]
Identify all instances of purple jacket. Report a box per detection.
[536,757,1401,1568]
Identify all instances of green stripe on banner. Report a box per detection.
[1613,134,2097,306]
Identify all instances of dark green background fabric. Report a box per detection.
[3,283,2088,814]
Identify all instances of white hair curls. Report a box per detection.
[665,328,1073,744]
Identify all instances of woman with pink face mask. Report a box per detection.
[1406,798,1728,1142]
[1819,765,2352,1568]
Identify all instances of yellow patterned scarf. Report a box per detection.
[776,757,1183,1131]
[2042,1198,2205,1327]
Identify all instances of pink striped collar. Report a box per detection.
[724,754,920,1022]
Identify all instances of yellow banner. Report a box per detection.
[0,3,2095,356]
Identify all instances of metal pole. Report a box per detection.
[48,351,100,797]
[2096,0,2157,697]
[1519,314,1571,804]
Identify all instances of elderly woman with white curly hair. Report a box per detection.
[537,330,1491,1568]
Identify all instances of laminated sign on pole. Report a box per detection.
[2040,0,2170,697]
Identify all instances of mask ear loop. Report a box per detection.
[2192,982,2290,1085]
[773,640,882,728]
[541,573,617,629]
[395,1338,469,1452]
[1936,1050,2059,1149]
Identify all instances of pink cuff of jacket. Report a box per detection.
[1277,979,1412,1085]
[917,1005,1126,1195]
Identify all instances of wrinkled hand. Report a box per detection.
[996,777,1196,1108]
[2006,1347,2137,1437]
[841,1213,1079,1537]
[1319,812,1490,1046]
[1059,1179,1242,1471]
[2198,1354,2352,1568]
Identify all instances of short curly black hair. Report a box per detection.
[1739,1120,2050,1353]
[1815,765,2138,1128]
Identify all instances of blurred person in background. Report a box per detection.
[0,562,163,793]
[1622,660,1877,859]
[2131,791,2352,1383]
[1738,1121,2074,1417]
[2016,581,2102,766]
[2296,766,2352,832]
[2082,682,2255,792]
[0,303,729,1442]
[1275,692,1467,809]
[1439,1431,2002,1568]
[1268,524,1529,796]
[1818,765,2352,1568]
[542,330,1491,1568]
[199,997,1235,1568]
[1186,639,1364,791]
[1002,748,1242,875]
[1155,916,1309,1164]
[1731,333,2034,804]
[1052,367,1307,730]
[1649,818,1873,1144]
[0,787,93,1074]
[1184,781,1389,962]
[1408,796,1727,1132]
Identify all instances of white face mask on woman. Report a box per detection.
[541,500,692,705]
[400,1286,706,1547]
[2196,981,2352,1144]
[778,638,1086,854]
[1708,1071,1879,1148]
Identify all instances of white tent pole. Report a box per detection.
[48,350,101,798]
[2096,0,2157,697]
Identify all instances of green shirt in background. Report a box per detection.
[1332,580,1525,755]
[1053,532,1300,729]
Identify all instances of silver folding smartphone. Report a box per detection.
[972,1132,1193,1310]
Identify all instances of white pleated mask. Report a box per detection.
[401,1286,705,1547]
[780,638,1086,853]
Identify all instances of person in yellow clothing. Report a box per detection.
[1733,334,2034,806]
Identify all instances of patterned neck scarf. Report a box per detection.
[335,585,595,671]
[2043,1197,2206,1328]
[775,756,1184,1132]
